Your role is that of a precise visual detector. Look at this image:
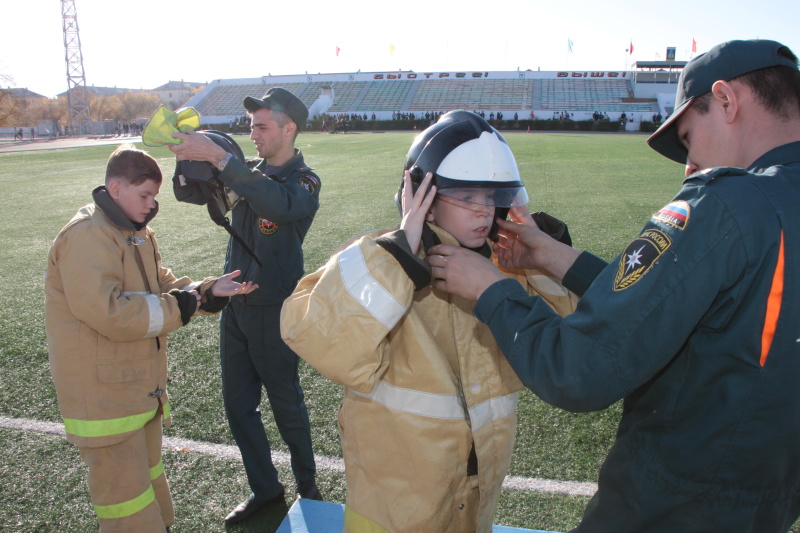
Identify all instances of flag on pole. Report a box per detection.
[336,46,340,57]
[568,39,574,53]
[692,38,697,53]
[630,40,634,55]
[390,44,395,56]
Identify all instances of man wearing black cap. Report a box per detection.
[170,87,321,524]
[422,39,800,531]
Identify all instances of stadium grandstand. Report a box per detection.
[184,61,684,128]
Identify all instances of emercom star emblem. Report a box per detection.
[626,245,645,272]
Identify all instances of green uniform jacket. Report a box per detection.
[476,142,800,532]
[220,150,320,305]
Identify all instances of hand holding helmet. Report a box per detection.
[399,171,436,254]
[171,130,262,266]
[169,130,229,164]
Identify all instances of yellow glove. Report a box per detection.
[142,105,201,146]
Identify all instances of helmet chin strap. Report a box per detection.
[420,222,440,252]
[468,241,493,258]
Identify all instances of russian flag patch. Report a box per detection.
[653,200,690,230]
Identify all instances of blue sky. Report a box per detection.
[2,0,798,98]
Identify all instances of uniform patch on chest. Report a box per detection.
[652,200,690,230]
[258,217,279,235]
[614,229,671,291]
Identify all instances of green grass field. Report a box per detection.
[2,131,796,532]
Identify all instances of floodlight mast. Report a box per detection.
[61,0,91,134]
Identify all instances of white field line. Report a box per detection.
[0,416,597,498]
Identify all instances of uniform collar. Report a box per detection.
[92,185,158,231]
[747,141,800,174]
[258,148,303,174]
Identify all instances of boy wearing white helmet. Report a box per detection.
[281,111,576,532]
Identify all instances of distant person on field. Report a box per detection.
[45,144,256,532]
[281,111,577,532]
[425,39,800,532]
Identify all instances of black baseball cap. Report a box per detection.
[244,87,308,130]
[647,39,798,163]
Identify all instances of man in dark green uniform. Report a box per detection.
[170,87,321,524]
[425,40,800,532]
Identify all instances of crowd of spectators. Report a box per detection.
[113,122,143,137]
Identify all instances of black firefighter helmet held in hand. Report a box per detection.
[400,110,529,242]
[173,130,262,266]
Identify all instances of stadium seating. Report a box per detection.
[195,83,304,117]
[355,80,415,112]
[408,79,535,112]
[299,82,366,113]
[189,72,660,120]
[536,78,655,112]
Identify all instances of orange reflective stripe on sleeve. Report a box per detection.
[760,231,785,367]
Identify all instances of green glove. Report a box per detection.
[142,105,201,147]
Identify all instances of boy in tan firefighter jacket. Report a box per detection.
[281,111,577,532]
[45,144,257,532]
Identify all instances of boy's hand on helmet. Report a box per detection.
[400,171,436,254]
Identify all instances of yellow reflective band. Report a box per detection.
[94,485,155,519]
[344,506,390,533]
[149,460,164,481]
[63,408,158,438]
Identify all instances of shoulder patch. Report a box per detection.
[614,229,672,291]
[299,175,318,195]
[652,200,690,230]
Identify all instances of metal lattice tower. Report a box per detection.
[61,0,91,132]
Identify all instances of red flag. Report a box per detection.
[336,46,341,57]
[692,38,697,53]
[630,41,634,55]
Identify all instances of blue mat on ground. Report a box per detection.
[276,498,560,533]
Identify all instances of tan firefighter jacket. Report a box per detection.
[45,187,220,448]
[281,224,577,533]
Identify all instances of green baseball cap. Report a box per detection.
[244,87,308,130]
[647,39,798,163]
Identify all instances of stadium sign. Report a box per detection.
[557,72,628,78]
[373,72,491,79]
